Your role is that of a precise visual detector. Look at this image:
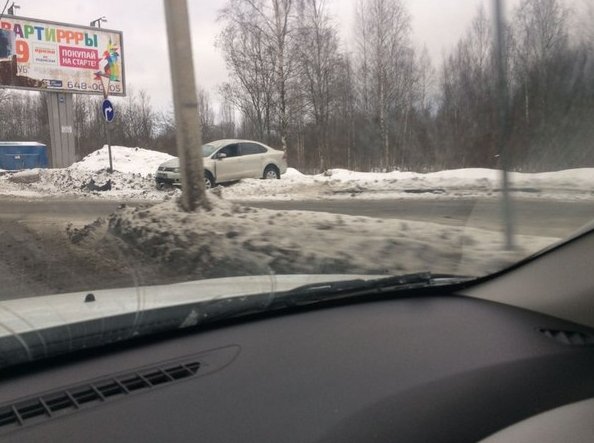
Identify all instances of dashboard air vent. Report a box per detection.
[0,359,201,431]
[539,328,594,346]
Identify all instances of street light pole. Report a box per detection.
[90,16,107,28]
[494,0,515,251]
[89,16,112,173]
[163,0,209,211]
[7,2,20,15]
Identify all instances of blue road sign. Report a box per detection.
[102,99,115,123]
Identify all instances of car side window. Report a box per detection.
[240,143,267,156]
[217,144,239,157]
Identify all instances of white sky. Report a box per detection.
[3,0,522,111]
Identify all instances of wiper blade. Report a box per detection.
[165,273,472,329]
[269,272,473,309]
[0,273,473,370]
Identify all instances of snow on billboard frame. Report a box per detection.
[0,15,125,96]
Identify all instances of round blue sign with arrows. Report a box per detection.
[102,99,115,123]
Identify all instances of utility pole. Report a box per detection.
[494,0,515,250]
[163,0,209,211]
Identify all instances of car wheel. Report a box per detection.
[156,181,173,190]
[204,171,215,190]
[263,165,280,180]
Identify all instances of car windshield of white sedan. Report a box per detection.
[202,144,220,158]
[0,0,593,311]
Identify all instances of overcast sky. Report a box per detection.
[3,0,522,112]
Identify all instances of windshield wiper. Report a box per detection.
[268,272,473,310]
[0,273,473,370]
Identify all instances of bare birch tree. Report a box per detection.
[354,0,412,169]
[294,0,341,170]
[219,0,294,152]
[512,0,569,128]
[436,5,499,167]
[217,9,277,142]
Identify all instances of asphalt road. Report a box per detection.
[1,197,593,238]
[245,199,594,238]
[0,198,130,223]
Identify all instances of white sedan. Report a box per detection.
[155,139,288,189]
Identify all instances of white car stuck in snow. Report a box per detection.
[156,139,287,189]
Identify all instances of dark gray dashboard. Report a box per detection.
[1,294,593,442]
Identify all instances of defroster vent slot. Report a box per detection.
[0,357,203,431]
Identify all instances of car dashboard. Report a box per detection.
[0,291,593,442]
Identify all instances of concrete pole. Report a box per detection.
[163,0,209,211]
[494,0,515,250]
[46,92,76,168]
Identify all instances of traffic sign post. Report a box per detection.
[106,123,113,173]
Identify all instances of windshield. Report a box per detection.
[202,143,222,158]
[0,0,593,366]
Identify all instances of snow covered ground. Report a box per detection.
[225,167,594,202]
[1,145,592,202]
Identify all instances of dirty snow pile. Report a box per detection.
[0,146,178,200]
[223,167,594,201]
[70,192,559,280]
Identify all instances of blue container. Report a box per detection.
[0,142,49,170]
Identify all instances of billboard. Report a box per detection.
[0,15,125,96]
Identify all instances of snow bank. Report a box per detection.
[283,167,306,178]
[71,145,174,177]
[7,169,41,184]
[0,145,178,200]
[223,167,594,201]
[0,144,592,202]
[69,194,559,280]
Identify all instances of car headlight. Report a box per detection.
[173,168,180,173]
